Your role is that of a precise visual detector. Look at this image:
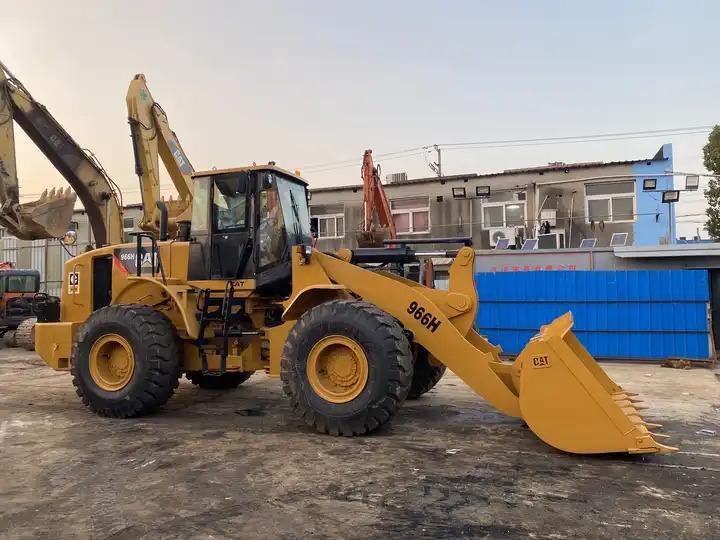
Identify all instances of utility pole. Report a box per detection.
[428,145,442,178]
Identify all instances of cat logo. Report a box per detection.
[68,271,80,295]
[139,252,155,268]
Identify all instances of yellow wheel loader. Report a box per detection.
[33,165,677,455]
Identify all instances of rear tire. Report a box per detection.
[15,317,36,351]
[407,345,446,399]
[71,304,180,418]
[281,300,413,436]
[186,371,253,389]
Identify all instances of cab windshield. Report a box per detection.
[277,177,311,244]
[257,174,311,269]
[4,274,38,293]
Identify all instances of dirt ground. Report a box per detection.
[0,349,718,540]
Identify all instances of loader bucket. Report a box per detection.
[513,313,677,455]
[0,187,76,240]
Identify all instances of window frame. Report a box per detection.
[390,197,430,234]
[481,201,526,229]
[311,213,345,239]
[584,182,636,224]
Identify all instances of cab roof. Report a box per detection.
[192,164,308,186]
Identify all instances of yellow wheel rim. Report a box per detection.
[306,335,369,403]
[88,334,135,391]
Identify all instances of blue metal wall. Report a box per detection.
[475,269,711,361]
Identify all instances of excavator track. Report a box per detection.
[15,317,36,350]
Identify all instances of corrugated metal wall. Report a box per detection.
[475,270,712,361]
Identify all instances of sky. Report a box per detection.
[2,1,718,237]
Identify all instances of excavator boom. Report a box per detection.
[126,74,194,235]
[0,61,122,245]
[356,149,396,247]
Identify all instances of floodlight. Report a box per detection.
[642,178,657,191]
[452,187,466,198]
[475,185,491,197]
[685,175,700,191]
[579,238,597,249]
[662,190,680,203]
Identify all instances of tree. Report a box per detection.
[703,125,720,239]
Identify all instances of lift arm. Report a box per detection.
[0,61,123,245]
[126,74,194,235]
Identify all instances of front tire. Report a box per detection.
[281,300,413,436]
[71,304,180,417]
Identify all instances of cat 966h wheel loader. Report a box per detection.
[33,165,677,455]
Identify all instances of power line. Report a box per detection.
[436,125,714,148]
[297,125,713,174]
[441,130,711,153]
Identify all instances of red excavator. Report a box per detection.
[355,149,433,286]
[356,149,395,247]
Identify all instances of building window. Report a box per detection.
[123,217,136,242]
[310,204,345,239]
[391,197,430,234]
[585,181,635,223]
[482,202,526,229]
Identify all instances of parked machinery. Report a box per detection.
[0,60,121,245]
[33,162,676,455]
[355,149,396,248]
[0,265,43,349]
[126,74,195,237]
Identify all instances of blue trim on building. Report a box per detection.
[475,268,711,361]
[632,143,674,245]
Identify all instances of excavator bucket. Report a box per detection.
[511,313,678,454]
[0,186,77,240]
[355,227,391,248]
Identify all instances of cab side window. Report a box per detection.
[213,174,247,231]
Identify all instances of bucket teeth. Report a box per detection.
[612,394,643,404]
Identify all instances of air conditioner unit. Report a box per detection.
[537,231,566,249]
[385,172,408,184]
[488,226,516,247]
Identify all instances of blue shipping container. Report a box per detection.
[475,270,711,361]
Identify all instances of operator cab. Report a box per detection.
[187,165,311,295]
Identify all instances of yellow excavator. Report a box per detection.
[0,60,121,245]
[0,62,193,350]
[32,152,676,454]
[126,74,194,237]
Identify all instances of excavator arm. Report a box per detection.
[0,61,122,245]
[356,149,396,247]
[126,74,194,235]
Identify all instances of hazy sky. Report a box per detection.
[3,1,718,236]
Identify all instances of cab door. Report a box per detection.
[209,172,253,279]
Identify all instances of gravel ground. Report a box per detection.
[0,349,718,539]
